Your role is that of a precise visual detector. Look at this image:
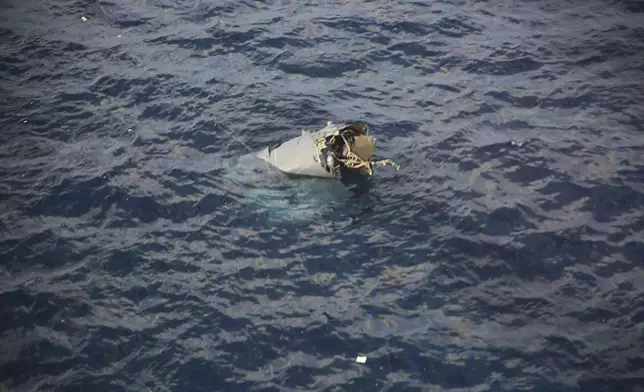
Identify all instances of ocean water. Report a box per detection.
[1,0,643,391]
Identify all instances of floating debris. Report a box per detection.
[355,356,367,363]
[81,16,87,22]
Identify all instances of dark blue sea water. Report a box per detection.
[1,0,643,391]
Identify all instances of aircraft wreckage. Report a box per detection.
[255,120,399,182]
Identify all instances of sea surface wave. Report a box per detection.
[1,0,643,391]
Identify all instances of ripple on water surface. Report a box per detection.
[1,0,643,391]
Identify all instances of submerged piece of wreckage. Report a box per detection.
[256,121,399,181]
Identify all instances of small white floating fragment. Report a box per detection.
[81,16,87,22]
[356,356,367,363]
[117,35,122,38]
